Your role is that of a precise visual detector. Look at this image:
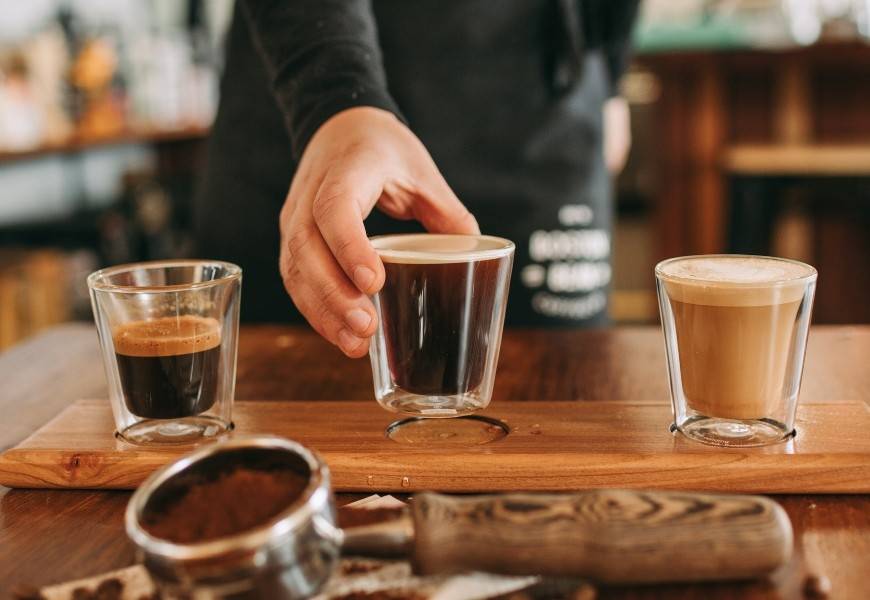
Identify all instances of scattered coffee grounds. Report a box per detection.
[338,506,405,529]
[570,584,597,600]
[803,574,832,598]
[13,577,157,600]
[94,578,124,600]
[11,584,46,600]
[341,559,386,575]
[142,467,308,544]
[68,578,124,600]
[495,580,596,600]
[333,592,426,600]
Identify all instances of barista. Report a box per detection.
[196,1,639,356]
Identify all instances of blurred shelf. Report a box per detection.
[723,144,870,176]
[634,20,751,53]
[0,208,103,248]
[0,125,209,164]
[0,249,71,351]
[636,40,870,64]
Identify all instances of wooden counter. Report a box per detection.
[1,324,868,598]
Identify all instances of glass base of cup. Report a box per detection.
[117,415,232,445]
[673,415,795,447]
[377,390,487,418]
[386,415,509,445]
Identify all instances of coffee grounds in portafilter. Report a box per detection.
[113,316,222,419]
[141,467,309,544]
[379,258,503,396]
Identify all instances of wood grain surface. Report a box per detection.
[2,400,868,493]
[411,490,792,581]
[1,325,869,598]
[1,324,867,451]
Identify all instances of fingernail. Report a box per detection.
[346,308,372,333]
[338,328,363,353]
[353,266,376,291]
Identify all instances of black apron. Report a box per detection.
[196,0,612,327]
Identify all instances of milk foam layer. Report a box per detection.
[371,234,514,264]
[659,256,813,284]
[114,315,221,357]
[658,256,815,307]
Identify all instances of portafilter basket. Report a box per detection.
[125,436,341,599]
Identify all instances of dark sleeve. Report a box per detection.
[239,0,402,159]
[581,0,641,96]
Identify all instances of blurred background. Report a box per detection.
[0,0,868,350]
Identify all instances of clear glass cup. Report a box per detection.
[656,254,817,447]
[88,260,241,444]
[368,234,514,424]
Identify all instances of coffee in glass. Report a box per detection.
[656,255,816,447]
[369,234,514,418]
[113,316,222,419]
[89,260,241,444]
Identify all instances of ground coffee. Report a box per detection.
[142,468,308,544]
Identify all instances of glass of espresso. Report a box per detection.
[656,255,817,447]
[88,260,241,444]
[369,234,514,439]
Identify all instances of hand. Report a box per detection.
[603,96,631,174]
[279,107,479,357]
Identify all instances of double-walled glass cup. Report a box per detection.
[88,260,241,444]
[369,234,514,422]
[656,255,816,447]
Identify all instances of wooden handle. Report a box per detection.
[411,490,792,583]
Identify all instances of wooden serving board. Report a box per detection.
[1,399,868,493]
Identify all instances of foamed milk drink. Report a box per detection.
[657,256,816,425]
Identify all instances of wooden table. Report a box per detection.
[1,324,868,599]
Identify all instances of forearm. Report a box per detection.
[240,0,401,157]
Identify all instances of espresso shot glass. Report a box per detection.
[88,260,241,444]
[369,234,514,426]
[656,255,816,447]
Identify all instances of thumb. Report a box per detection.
[412,173,480,235]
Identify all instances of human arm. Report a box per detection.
[240,2,477,356]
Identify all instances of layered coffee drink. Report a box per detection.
[370,234,514,417]
[113,315,222,419]
[656,255,816,445]
[89,259,240,444]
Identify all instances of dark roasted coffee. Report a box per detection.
[113,315,222,419]
[378,256,505,395]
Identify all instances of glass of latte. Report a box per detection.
[656,255,817,447]
[368,234,514,443]
[88,260,241,444]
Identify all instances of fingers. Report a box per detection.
[410,171,480,235]
[280,216,378,358]
[311,168,386,296]
[279,109,479,358]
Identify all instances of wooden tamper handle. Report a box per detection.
[410,489,793,583]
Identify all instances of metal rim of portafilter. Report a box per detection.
[126,435,342,599]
